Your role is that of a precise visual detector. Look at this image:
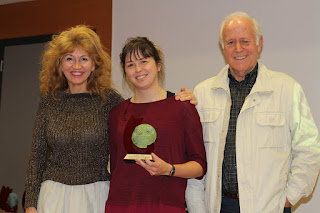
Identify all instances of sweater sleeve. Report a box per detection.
[109,90,124,108]
[182,102,207,179]
[25,97,48,209]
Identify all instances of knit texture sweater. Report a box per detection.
[25,89,123,209]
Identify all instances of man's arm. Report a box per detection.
[186,177,206,213]
[286,83,320,205]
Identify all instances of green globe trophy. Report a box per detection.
[123,116,157,162]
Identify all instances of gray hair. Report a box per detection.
[219,11,263,49]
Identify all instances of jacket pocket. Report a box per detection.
[256,112,286,148]
[198,109,221,143]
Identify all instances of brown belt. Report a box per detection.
[223,192,239,200]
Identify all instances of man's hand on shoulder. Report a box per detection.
[175,87,198,106]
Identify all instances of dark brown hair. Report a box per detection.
[119,37,165,88]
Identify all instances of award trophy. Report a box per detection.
[123,115,157,163]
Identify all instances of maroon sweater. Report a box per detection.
[107,96,207,209]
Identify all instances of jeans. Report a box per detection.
[220,196,240,213]
[220,196,292,213]
[284,207,292,213]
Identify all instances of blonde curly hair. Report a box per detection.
[40,25,113,101]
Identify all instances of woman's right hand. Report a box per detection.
[26,207,38,213]
[135,153,171,176]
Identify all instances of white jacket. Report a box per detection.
[186,62,320,213]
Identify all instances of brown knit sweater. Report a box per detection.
[25,89,123,209]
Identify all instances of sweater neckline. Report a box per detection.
[56,90,95,98]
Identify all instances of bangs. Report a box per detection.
[60,35,94,56]
[120,37,162,74]
[125,46,153,62]
[60,44,94,59]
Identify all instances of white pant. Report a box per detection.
[37,180,109,213]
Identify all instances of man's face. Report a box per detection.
[222,17,262,81]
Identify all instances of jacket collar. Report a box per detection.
[211,61,274,95]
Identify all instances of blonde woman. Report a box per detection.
[25,25,123,213]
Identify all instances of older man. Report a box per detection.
[186,11,320,213]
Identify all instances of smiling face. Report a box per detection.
[61,47,95,93]
[222,17,263,81]
[124,51,161,92]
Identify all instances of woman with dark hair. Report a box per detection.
[105,37,207,213]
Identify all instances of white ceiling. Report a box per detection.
[0,0,33,5]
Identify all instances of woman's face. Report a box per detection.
[61,47,95,93]
[124,52,161,91]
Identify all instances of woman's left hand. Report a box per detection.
[135,153,171,176]
[175,87,198,106]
